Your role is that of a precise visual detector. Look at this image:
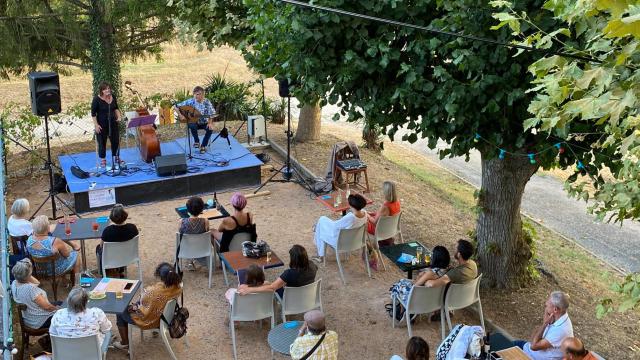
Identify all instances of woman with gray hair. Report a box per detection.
[50,288,112,351]
[7,198,33,237]
[11,258,61,329]
[26,215,81,276]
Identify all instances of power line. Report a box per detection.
[278,0,600,64]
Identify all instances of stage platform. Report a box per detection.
[59,133,263,213]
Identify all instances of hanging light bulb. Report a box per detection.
[554,142,565,154]
[528,153,536,164]
[474,133,480,143]
[498,149,506,160]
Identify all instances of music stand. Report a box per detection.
[127,114,158,163]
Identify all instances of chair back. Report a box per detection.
[176,233,212,259]
[444,274,482,311]
[102,236,140,270]
[9,235,29,255]
[229,233,251,251]
[31,254,57,277]
[282,279,322,316]
[160,298,177,329]
[374,212,402,241]
[51,334,102,360]
[406,285,445,314]
[230,291,274,322]
[336,224,366,253]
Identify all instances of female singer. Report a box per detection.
[91,82,122,169]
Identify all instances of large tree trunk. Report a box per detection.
[90,0,121,97]
[295,102,321,142]
[476,153,538,289]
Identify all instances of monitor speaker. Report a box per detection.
[28,72,61,116]
[154,154,187,177]
[278,79,291,98]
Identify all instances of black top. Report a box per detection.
[219,214,257,253]
[279,262,317,287]
[91,96,120,128]
[101,223,139,243]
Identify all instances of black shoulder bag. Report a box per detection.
[299,333,326,360]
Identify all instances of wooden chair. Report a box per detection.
[15,302,49,360]
[9,235,29,255]
[30,255,75,302]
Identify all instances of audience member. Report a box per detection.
[113,262,182,350]
[513,291,573,360]
[425,239,477,287]
[238,244,317,298]
[561,337,598,360]
[224,264,268,304]
[390,246,450,304]
[367,181,401,245]
[11,259,61,330]
[27,215,81,276]
[8,198,33,237]
[178,196,210,270]
[313,194,367,262]
[97,204,139,276]
[49,288,112,352]
[212,192,256,253]
[290,310,338,360]
[390,336,429,360]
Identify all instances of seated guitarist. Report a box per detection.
[176,86,217,154]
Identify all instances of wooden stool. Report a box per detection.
[333,166,370,193]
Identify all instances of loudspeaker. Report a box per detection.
[154,154,187,177]
[28,72,61,116]
[278,79,291,98]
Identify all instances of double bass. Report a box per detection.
[124,81,161,163]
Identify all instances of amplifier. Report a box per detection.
[155,154,187,177]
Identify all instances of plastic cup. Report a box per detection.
[92,221,99,232]
[65,226,71,236]
[266,251,272,263]
[416,247,423,263]
[116,289,124,299]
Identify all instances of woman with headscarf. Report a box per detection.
[212,192,256,253]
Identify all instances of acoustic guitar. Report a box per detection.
[124,81,161,163]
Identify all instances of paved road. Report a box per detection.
[290,101,640,273]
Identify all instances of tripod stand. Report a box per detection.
[25,115,76,219]
[254,96,316,194]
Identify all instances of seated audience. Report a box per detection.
[390,246,450,304]
[97,204,139,276]
[212,192,256,253]
[224,264,269,304]
[49,288,112,352]
[367,180,401,244]
[513,291,573,360]
[178,196,210,270]
[27,215,81,276]
[8,198,33,237]
[561,337,599,360]
[113,262,182,350]
[11,259,61,329]
[424,239,477,287]
[238,244,317,298]
[313,194,368,262]
[390,336,430,360]
[290,310,338,360]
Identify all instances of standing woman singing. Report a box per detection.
[91,82,122,169]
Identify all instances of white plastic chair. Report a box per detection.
[230,291,275,360]
[175,232,214,288]
[219,232,252,286]
[101,235,142,287]
[323,223,370,285]
[277,279,323,323]
[368,212,404,271]
[444,274,485,332]
[51,334,106,360]
[129,298,187,360]
[392,285,446,340]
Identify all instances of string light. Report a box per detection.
[474,133,481,143]
[554,143,565,154]
[498,149,506,160]
[528,153,536,164]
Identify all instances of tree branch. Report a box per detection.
[63,0,90,11]
[120,38,169,53]
[48,60,90,70]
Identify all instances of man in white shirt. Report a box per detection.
[517,291,573,360]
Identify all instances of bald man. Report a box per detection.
[561,337,598,360]
[290,310,338,360]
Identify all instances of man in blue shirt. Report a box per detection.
[176,86,217,153]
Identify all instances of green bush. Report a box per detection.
[204,73,253,121]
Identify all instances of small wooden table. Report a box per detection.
[219,249,284,285]
[495,346,530,360]
[316,191,373,215]
[379,241,431,279]
[51,217,109,272]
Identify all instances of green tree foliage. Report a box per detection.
[491,0,640,309]
[0,0,175,96]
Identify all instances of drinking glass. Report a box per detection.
[92,221,99,232]
[333,193,340,207]
[65,223,71,236]
[416,246,423,264]
[266,251,272,263]
[116,287,124,300]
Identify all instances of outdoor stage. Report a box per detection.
[59,133,263,213]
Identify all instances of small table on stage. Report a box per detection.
[268,321,303,356]
[379,241,431,279]
[73,278,140,314]
[51,217,108,273]
[174,202,229,220]
[218,250,284,276]
[316,191,373,215]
